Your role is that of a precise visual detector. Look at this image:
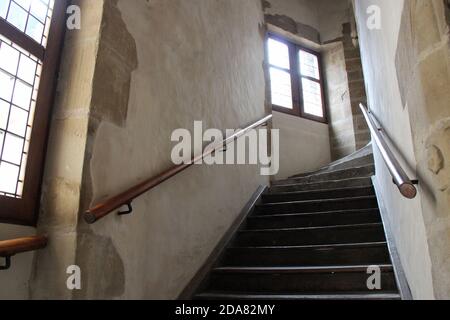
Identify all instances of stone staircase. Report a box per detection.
[192,146,402,300]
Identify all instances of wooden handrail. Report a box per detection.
[359,104,417,199]
[0,235,48,257]
[84,115,273,224]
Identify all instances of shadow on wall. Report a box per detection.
[74,232,125,299]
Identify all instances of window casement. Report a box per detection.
[0,0,67,226]
[267,34,327,123]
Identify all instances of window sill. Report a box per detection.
[272,106,328,125]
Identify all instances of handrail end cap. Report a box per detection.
[400,183,418,199]
[84,212,97,224]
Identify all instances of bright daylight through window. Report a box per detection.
[0,0,54,198]
[267,36,326,121]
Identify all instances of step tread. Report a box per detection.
[248,208,379,220]
[303,164,374,175]
[256,195,377,208]
[271,177,372,189]
[280,164,375,181]
[195,292,401,300]
[289,155,374,179]
[265,185,374,197]
[239,222,383,233]
[213,265,393,274]
[193,162,401,299]
[228,241,388,250]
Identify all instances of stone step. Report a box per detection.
[254,196,378,215]
[262,186,374,203]
[221,242,390,267]
[233,223,386,247]
[246,208,381,229]
[195,292,401,300]
[290,155,374,179]
[206,265,397,294]
[274,165,375,186]
[269,177,373,193]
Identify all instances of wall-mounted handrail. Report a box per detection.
[0,235,48,270]
[84,114,273,224]
[359,103,417,199]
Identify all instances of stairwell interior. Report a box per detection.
[190,146,404,300]
[0,0,449,300]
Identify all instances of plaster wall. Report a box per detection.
[71,0,269,299]
[272,111,331,179]
[0,224,35,299]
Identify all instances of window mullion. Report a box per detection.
[268,64,291,73]
[301,75,321,83]
[289,43,301,116]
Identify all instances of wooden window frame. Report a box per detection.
[268,33,328,124]
[0,0,68,226]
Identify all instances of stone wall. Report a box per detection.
[342,23,370,151]
[29,0,104,299]
[395,0,450,299]
[355,0,450,299]
[324,18,369,160]
[323,42,356,159]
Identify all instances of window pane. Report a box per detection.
[12,80,32,110]
[17,54,37,84]
[268,38,290,70]
[2,133,24,165]
[302,78,323,117]
[299,50,320,80]
[0,130,4,155]
[30,0,48,22]
[0,41,20,74]
[7,1,28,32]
[270,67,293,109]
[0,70,15,101]
[0,37,41,197]
[8,105,28,136]
[15,0,32,11]
[0,1,9,19]
[0,100,9,129]
[3,0,55,47]
[25,15,45,43]
[0,161,20,195]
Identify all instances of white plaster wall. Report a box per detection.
[354,0,434,299]
[272,111,331,179]
[0,224,35,299]
[80,0,269,299]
